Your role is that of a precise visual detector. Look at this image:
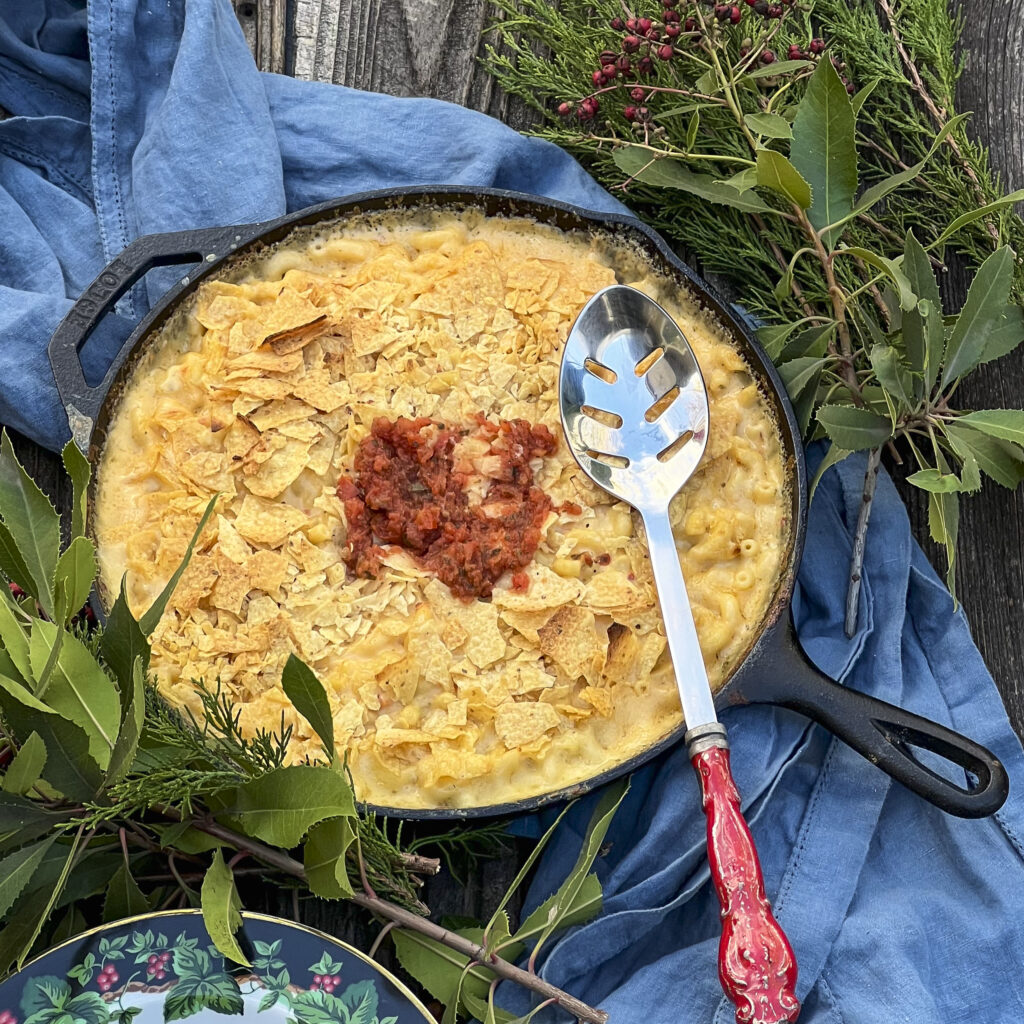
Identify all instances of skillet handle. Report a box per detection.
[47,225,262,451]
[753,625,1009,819]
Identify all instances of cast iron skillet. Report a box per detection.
[47,187,1009,820]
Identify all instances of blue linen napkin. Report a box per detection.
[1,3,1023,1020]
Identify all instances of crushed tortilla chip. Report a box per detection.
[494,701,561,749]
[538,606,607,683]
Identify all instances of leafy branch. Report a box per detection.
[0,431,615,1023]
[484,0,1024,619]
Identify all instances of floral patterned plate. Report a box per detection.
[0,911,432,1024]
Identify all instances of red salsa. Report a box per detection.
[338,415,576,600]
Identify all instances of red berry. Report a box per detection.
[577,107,594,121]
[847,82,856,94]
[557,102,571,117]
[809,38,825,53]
[745,0,757,4]
[592,70,604,85]
[610,17,625,29]
[684,17,696,31]
[788,44,803,59]
[625,17,637,30]
[615,53,632,72]
[760,49,776,63]
[148,955,159,966]
[314,975,323,984]
[98,982,110,993]
[8,584,23,599]
[657,44,674,60]
[663,9,680,22]
[599,50,617,66]
[662,0,679,6]
[601,65,616,79]
[637,56,654,74]
[665,23,680,36]
[623,105,638,121]
[156,970,166,981]
[622,35,641,52]
[636,106,650,121]
[630,86,645,101]
[637,17,653,32]
[730,5,742,22]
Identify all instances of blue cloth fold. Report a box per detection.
[1,3,1022,1020]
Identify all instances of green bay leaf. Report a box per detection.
[392,928,495,1007]
[941,247,1016,388]
[0,836,56,919]
[816,405,893,451]
[100,578,150,702]
[281,655,334,759]
[140,496,218,635]
[745,112,792,139]
[1,732,46,796]
[745,58,814,79]
[756,149,811,208]
[53,537,97,626]
[61,441,91,543]
[944,421,1024,489]
[932,188,1024,249]
[102,863,149,924]
[790,57,858,239]
[612,148,770,213]
[29,621,120,768]
[956,409,1024,445]
[0,432,60,618]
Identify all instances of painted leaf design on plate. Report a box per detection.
[287,988,351,1024]
[20,978,108,1024]
[336,980,379,1024]
[164,943,244,1021]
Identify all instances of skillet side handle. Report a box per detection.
[755,625,1009,819]
[47,225,261,451]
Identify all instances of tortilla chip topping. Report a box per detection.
[92,211,789,811]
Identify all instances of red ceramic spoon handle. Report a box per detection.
[692,742,800,1024]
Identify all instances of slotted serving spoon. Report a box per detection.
[559,285,800,1024]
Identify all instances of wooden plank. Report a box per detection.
[234,0,288,75]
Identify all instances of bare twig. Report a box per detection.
[367,922,396,961]
[846,447,882,637]
[188,817,608,1024]
[753,212,817,320]
[399,853,441,876]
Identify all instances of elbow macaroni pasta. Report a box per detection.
[93,209,791,810]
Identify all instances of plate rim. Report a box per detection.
[1,908,434,1024]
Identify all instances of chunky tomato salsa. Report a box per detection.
[338,415,576,599]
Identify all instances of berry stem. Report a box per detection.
[587,134,755,165]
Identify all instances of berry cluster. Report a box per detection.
[97,963,120,993]
[0,1009,18,1024]
[310,974,342,993]
[146,951,172,982]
